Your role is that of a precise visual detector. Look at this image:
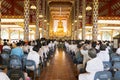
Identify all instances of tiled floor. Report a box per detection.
[36,48,77,80]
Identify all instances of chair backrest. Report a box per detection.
[114,71,120,80]
[103,61,112,70]
[10,55,21,60]
[111,56,120,62]
[0,53,10,66]
[2,49,11,54]
[94,71,112,80]
[26,60,36,69]
[22,54,28,59]
[113,62,120,71]
[22,54,28,69]
[10,58,22,69]
[7,69,25,80]
[1,53,9,60]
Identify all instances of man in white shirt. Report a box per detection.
[27,45,40,70]
[116,43,120,55]
[0,72,10,80]
[0,67,10,80]
[79,48,104,80]
[97,44,110,62]
[80,44,90,68]
[2,42,11,50]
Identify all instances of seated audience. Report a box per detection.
[11,42,24,59]
[116,43,120,55]
[80,44,90,68]
[79,48,104,80]
[0,66,10,80]
[97,44,110,61]
[27,45,40,70]
[2,42,11,50]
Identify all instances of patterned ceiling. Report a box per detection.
[1,0,120,23]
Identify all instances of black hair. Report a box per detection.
[33,45,39,52]
[16,42,21,46]
[100,44,107,51]
[77,44,84,48]
[91,41,97,48]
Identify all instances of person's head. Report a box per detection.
[100,44,107,51]
[106,43,109,46]
[16,42,21,46]
[33,45,39,52]
[83,44,88,50]
[88,48,96,58]
[77,43,84,49]
[91,41,97,48]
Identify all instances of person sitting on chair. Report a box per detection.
[79,48,104,80]
[116,43,120,55]
[0,66,10,80]
[11,42,24,59]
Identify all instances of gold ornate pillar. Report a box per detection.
[24,0,30,41]
[73,2,76,40]
[8,28,11,42]
[0,0,2,44]
[18,30,20,40]
[111,30,113,41]
[82,0,86,40]
[77,0,80,39]
[92,0,98,41]
[35,0,40,39]
[46,2,50,39]
[42,0,45,38]
[46,24,49,39]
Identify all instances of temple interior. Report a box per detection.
[0,0,120,80]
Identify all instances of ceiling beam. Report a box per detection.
[49,2,72,7]
[99,0,120,16]
[3,0,24,15]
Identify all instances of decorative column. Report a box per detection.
[46,2,49,39]
[73,1,76,40]
[42,0,45,38]
[76,0,79,39]
[92,0,98,41]
[47,24,49,39]
[8,28,11,42]
[71,7,74,40]
[82,0,86,40]
[24,0,30,41]
[0,0,2,44]
[111,30,113,41]
[18,30,20,40]
[35,0,40,39]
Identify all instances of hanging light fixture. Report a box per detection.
[30,5,36,10]
[86,5,92,11]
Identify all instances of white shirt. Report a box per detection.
[29,46,33,52]
[2,45,11,50]
[116,48,120,55]
[38,48,44,62]
[97,51,110,62]
[0,72,10,80]
[81,49,90,67]
[27,51,40,69]
[86,57,104,80]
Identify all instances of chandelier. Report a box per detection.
[57,7,63,28]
